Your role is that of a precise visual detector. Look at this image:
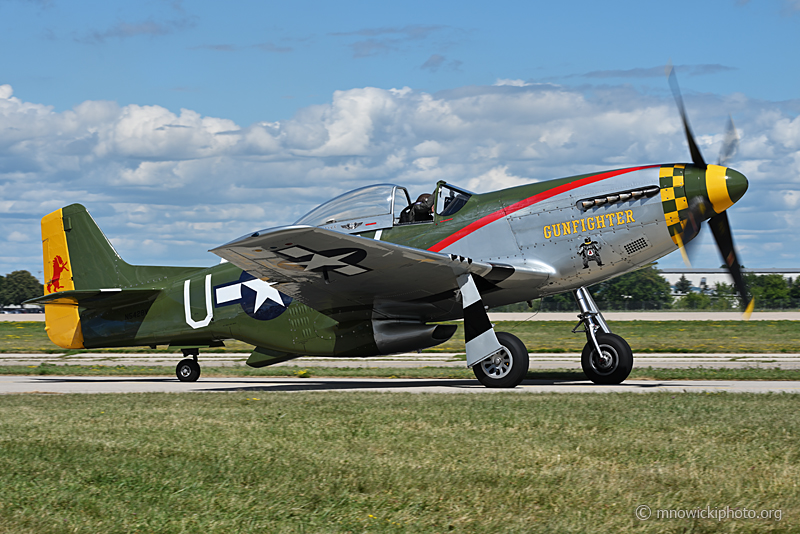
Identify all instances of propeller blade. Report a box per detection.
[666,64,750,316]
[673,231,692,267]
[674,197,705,267]
[718,115,739,167]
[707,211,754,317]
[666,63,707,168]
[681,227,703,267]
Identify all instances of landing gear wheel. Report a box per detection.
[176,359,201,382]
[473,332,529,388]
[581,333,633,385]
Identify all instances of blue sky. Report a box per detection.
[2,0,800,281]
[6,0,800,122]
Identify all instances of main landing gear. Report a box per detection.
[458,271,530,389]
[472,331,530,388]
[572,287,633,384]
[176,348,201,382]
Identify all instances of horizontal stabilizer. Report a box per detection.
[25,288,161,309]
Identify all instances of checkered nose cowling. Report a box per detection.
[659,164,748,247]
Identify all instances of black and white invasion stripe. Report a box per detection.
[458,273,503,367]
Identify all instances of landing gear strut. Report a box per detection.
[572,287,633,384]
[456,271,530,389]
[176,349,201,382]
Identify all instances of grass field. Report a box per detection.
[4,320,800,354]
[0,392,796,533]
[2,363,800,382]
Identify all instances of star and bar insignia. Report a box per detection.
[276,246,370,276]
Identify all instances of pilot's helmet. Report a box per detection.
[584,237,592,244]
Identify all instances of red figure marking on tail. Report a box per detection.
[46,255,70,293]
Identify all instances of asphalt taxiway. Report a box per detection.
[2,375,799,394]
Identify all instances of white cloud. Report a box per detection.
[467,165,531,192]
[1,81,799,276]
[413,140,444,156]
[494,79,530,87]
[7,231,28,242]
[95,105,240,160]
[770,115,800,150]
[413,157,439,170]
[781,190,800,208]
[115,161,188,187]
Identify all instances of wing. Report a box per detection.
[210,225,549,322]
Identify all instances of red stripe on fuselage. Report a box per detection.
[427,165,658,253]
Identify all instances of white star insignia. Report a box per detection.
[242,279,284,310]
[215,279,285,310]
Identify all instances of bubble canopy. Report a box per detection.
[295,184,410,227]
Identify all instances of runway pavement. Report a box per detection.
[2,375,800,394]
[5,351,799,394]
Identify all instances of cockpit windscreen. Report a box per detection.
[295,184,396,226]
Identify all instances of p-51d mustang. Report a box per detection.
[29,69,753,388]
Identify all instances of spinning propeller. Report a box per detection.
[665,64,754,316]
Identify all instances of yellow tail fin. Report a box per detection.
[41,209,84,349]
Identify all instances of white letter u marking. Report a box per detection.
[184,274,213,329]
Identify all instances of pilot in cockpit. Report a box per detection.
[399,193,434,224]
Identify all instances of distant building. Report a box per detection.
[659,268,800,293]
[1,304,43,313]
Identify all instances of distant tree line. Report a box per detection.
[491,267,800,312]
[673,273,800,311]
[0,270,43,307]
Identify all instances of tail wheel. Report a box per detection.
[581,333,633,385]
[176,359,201,382]
[473,332,529,388]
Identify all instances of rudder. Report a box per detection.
[41,206,84,348]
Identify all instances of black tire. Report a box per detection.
[176,359,201,382]
[581,333,633,385]
[473,332,529,388]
